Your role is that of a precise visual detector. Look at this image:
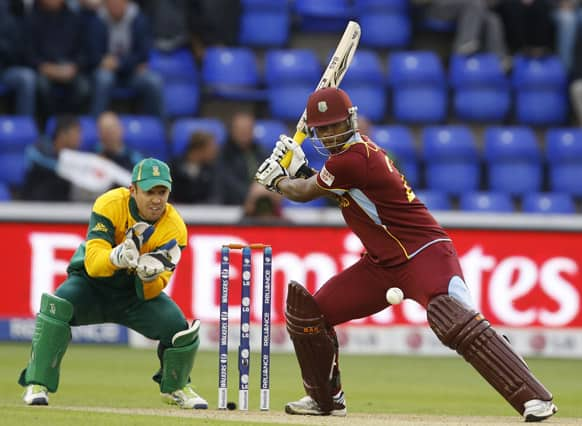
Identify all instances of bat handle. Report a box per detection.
[280,130,307,168]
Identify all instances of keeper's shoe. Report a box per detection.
[23,384,48,406]
[161,384,208,409]
[523,399,557,422]
[285,391,346,416]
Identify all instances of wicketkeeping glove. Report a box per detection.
[136,239,181,281]
[272,134,312,177]
[109,222,155,269]
[255,156,289,193]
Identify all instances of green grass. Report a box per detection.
[1,342,581,425]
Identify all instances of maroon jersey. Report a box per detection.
[316,136,451,266]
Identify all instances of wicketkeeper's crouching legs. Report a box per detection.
[18,293,73,405]
[153,319,208,409]
[427,294,557,422]
[284,281,346,416]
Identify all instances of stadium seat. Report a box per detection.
[484,126,542,195]
[239,0,290,47]
[163,82,199,118]
[148,48,198,82]
[201,47,265,101]
[45,116,97,152]
[459,191,515,213]
[0,152,28,187]
[0,116,38,153]
[546,128,582,196]
[171,118,227,157]
[268,84,314,122]
[512,55,568,126]
[449,53,511,122]
[254,119,289,151]
[293,0,352,32]
[371,125,419,187]
[521,192,576,214]
[119,115,168,161]
[0,182,11,201]
[357,11,411,49]
[264,49,321,86]
[353,0,409,12]
[414,190,452,211]
[422,125,480,195]
[341,50,384,86]
[387,51,447,123]
[300,140,327,171]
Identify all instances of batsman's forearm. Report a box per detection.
[276,175,322,202]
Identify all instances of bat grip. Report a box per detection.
[280,130,307,168]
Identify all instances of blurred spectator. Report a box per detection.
[568,24,582,124]
[21,115,82,201]
[170,130,220,204]
[493,0,555,57]
[96,111,142,170]
[24,0,90,119]
[553,0,582,73]
[0,3,36,116]
[88,0,163,116]
[240,182,288,225]
[215,111,268,205]
[420,0,510,67]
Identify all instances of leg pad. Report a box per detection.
[427,295,553,415]
[160,320,200,393]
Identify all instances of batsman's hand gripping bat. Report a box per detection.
[279,20,361,170]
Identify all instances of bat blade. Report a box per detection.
[280,20,361,168]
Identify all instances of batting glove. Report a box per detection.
[255,156,288,193]
[271,135,311,177]
[109,222,154,269]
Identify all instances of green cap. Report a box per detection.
[131,158,172,191]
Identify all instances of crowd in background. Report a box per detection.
[2,0,582,216]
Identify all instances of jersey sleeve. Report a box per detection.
[84,199,123,278]
[316,146,368,190]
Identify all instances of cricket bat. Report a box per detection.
[279,20,361,169]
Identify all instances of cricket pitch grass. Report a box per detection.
[1,342,581,425]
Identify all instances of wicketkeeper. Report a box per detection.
[255,87,557,422]
[18,158,208,410]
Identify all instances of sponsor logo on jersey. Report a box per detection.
[91,222,108,233]
[319,165,335,186]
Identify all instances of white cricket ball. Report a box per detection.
[386,287,404,305]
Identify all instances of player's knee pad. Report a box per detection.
[285,281,337,413]
[19,293,73,392]
[427,295,553,415]
[160,320,200,393]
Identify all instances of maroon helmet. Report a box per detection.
[306,87,354,128]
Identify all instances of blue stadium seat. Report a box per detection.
[387,51,447,123]
[0,182,11,201]
[202,47,265,101]
[264,49,321,86]
[341,50,384,86]
[301,140,327,171]
[357,11,411,49]
[354,0,409,12]
[414,190,452,211]
[521,192,575,214]
[163,82,199,118]
[148,48,198,82]
[422,125,480,195]
[449,53,510,122]
[254,120,289,151]
[546,128,582,196]
[45,116,97,152]
[119,115,168,161]
[293,0,352,32]
[459,191,515,213]
[171,118,227,157]
[484,126,541,195]
[0,152,28,187]
[512,55,568,126]
[0,116,38,153]
[371,125,419,187]
[239,0,290,47]
[268,84,313,121]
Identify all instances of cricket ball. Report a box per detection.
[227,401,237,410]
[386,287,404,305]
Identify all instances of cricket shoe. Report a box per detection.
[23,384,48,406]
[285,390,346,416]
[523,399,558,422]
[161,384,208,409]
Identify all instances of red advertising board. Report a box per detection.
[2,223,581,329]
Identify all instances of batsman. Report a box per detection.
[256,87,557,422]
[18,158,208,410]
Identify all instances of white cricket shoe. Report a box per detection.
[161,384,208,409]
[23,384,48,406]
[285,391,346,416]
[523,399,557,422]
